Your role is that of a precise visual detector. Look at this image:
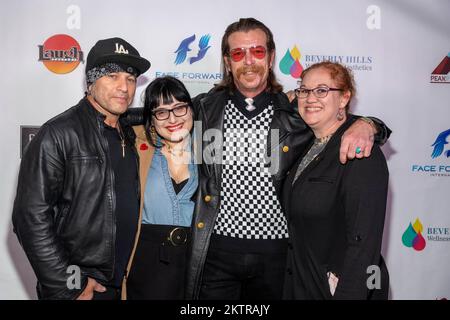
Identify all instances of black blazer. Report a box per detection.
[281,119,389,300]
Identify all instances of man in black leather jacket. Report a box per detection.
[12,38,150,300]
[185,18,391,299]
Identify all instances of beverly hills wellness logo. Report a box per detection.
[277,43,374,84]
[402,218,426,251]
[279,45,304,79]
[402,218,450,251]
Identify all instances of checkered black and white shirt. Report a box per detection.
[213,100,289,240]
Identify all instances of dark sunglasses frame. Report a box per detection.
[295,86,343,99]
[152,104,190,120]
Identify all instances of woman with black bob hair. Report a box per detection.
[123,76,198,299]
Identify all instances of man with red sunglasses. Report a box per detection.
[184,17,390,300]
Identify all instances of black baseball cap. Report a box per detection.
[86,37,150,76]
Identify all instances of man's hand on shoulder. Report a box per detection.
[339,118,377,164]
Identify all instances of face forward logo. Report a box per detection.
[174,34,211,65]
[430,52,450,83]
[431,129,450,159]
[402,218,426,251]
[411,129,450,176]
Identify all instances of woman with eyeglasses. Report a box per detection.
[282,62,389,300]
[123,76,198,299]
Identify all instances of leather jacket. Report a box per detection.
[185,89,315,298]
[12,97,139,300]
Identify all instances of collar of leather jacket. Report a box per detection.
[81,97,137,143]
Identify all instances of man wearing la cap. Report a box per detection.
[12,37,150,300]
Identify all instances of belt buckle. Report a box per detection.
[168,227,187,246]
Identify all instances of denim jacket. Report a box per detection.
[142,147,198,227]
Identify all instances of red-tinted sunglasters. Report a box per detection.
[229,46,267,62]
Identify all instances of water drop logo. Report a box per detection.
[402,218,426,251]
[279,45,303,79]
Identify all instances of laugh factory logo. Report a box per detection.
[430,52,450,84]
[279,45,304,79]
[174,34,211,65]
[38,34,84,74]
[402,218,426,251]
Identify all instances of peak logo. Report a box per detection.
[38,34,84,74]
[279,45,303,79]
[430,52,450,83]
[174,34,211,65]
[402,218,426,251]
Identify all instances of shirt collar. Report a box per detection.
[230,90,272,120]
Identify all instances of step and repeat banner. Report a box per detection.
[0,0,449,299]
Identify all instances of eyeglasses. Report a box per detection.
[152,104,189,120]
[295,86,343,99]
[229,46,267,62]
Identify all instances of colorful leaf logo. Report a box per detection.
[279,45,303,79]
[402,218,426,251]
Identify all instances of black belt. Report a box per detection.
[140,224,190,247]
[167,227,189,246]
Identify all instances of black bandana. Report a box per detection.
[86,62,138,86]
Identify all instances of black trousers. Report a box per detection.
[199,240,287,300]
[126,224,189,300]
[92,286,121,300]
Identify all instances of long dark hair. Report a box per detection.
[215,17,283,94]
[142,76,194,147]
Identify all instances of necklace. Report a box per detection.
[117,123,126,158]
[165,143,188,157]
[314,134,333,146]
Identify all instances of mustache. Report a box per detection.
[236,65,264,78]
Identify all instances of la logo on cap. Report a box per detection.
[115,43,129,54]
